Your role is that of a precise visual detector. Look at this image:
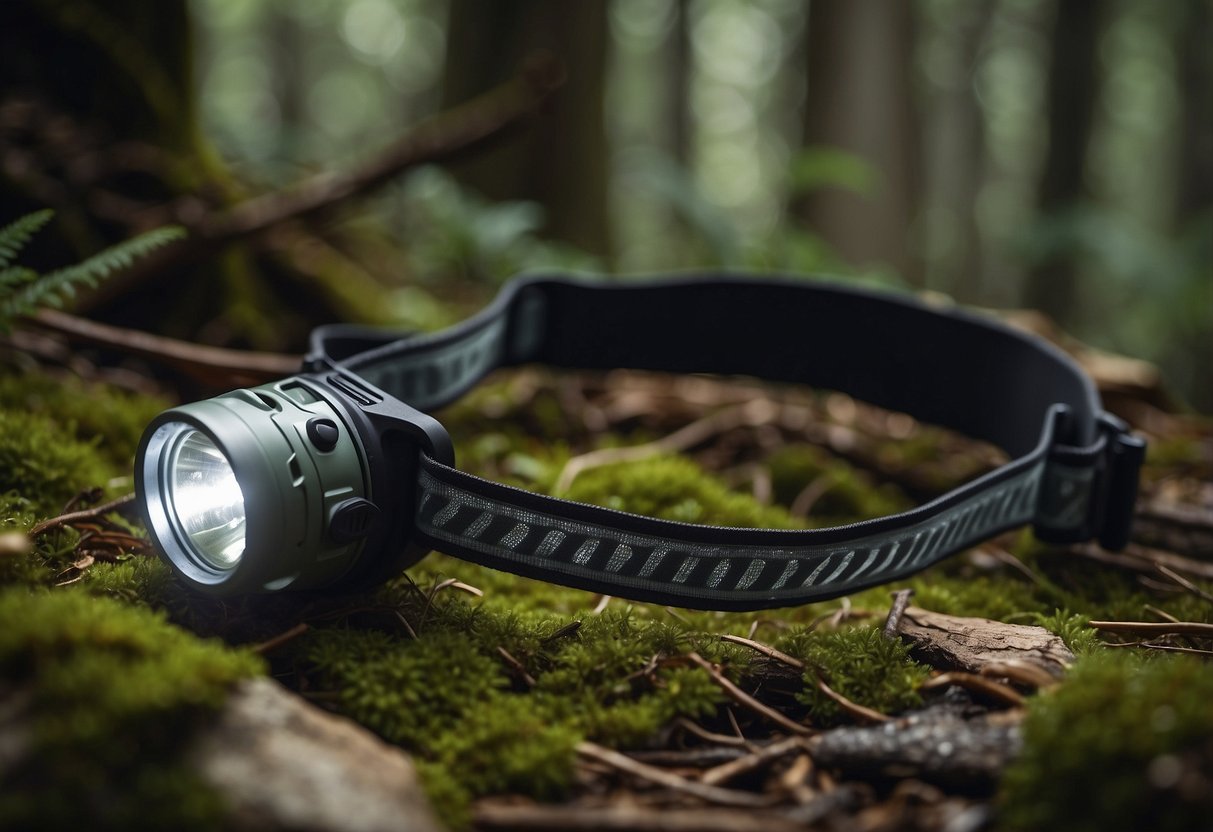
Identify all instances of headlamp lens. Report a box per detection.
[167,429,246,570]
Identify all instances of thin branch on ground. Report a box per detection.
[921,672,1027,707]
[699,736,809,787]
[719,634,804,670]
[252,622,310,655]
[1088,620,1213,638]
[686,652,813,736]
[813,678,891,724]
[30,493,136,536]
[882,589,915,639]
[29,309,299,388]
[576,741,778,808]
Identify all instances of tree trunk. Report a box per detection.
[441,0,612,259]
[1176,0,1213,222]
[1023,0,1105,322]
[797,0,921,284]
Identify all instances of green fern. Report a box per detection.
[0,210,184,331]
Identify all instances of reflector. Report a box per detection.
[167,430,246,569]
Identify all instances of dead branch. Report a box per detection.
[28,309,299,388]
[718,634,804,670]
[473,801,807,832]
[1088,620,1213,638]
[699,736,808,786]
[576,741,777,808]
[252,623,310,655]
[882,589,915,639]
[921,673,1027,707]
[79,52,567,308]
[686,652,813,737]
[30,493,136,536]
[813,678,891,724]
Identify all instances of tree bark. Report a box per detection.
[1023,0,1106,322]
[797,0,921,283]
[441,0,612,259]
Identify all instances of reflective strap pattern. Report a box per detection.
[414,453,1045,610]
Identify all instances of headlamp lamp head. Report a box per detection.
[136,375,414,595]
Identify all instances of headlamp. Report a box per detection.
[135,274,1146,608]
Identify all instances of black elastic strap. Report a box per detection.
[319,274,1142,610]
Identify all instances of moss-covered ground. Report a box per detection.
[1,365,1211,829]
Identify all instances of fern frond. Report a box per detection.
[0,210,54,269]
[0,224,185,325]
[0,266,38,290]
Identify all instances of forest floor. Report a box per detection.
[1,328,1211,831]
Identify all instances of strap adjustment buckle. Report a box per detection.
[1034,412,1146,550]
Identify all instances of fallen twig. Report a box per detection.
[252,622,310,655]
[882,589,914,639]
[673,717,752,749]
[30,493,136,536]
[719,634,804,670]
[496,646,537,689]
[1156,564,1213,604]
[576,741,777,808]
[1088,620,1213,638]
[686,652,813,736]
[699,736,809,786]
[921,672,1027,707]
[29,310,299,388]
[474,801,806,832]
[814,677,891,724]
[77,53,568,309]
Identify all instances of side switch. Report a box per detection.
[306,417,340,451]
[328,498,379,544]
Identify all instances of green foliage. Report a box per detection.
[402,167,600,284]
[0,587,263,829]
[1000,650,1213,832]
[778,625,931,724]
[0,210,183,331]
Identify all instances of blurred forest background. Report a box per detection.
[1,0,1210,408]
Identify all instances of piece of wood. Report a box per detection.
[898,607,1074,678]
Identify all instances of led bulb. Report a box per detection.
[168,430,246,569]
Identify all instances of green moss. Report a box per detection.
[566,454,803,529]
[766,444,910,524]
[777,625,931,724]
[0,587,264,829]
[0,409,114,516]
[1000,650,1213,832]
[0,372,166,475]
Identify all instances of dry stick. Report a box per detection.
[686,652,813,736]
[496,646,537,688]
[473,802,806,832]
[1088,620,1213,638]
[78,52,568,310]
[673,717,752,749]
[30,309,299,388]
[252,622,310,655]
[922,672,1027,707]
[813,678,891,724]
[1140,642,1213,657]
[575,741,777,808]
[882,588,915,640]
[554,401,772,494]
[30,493,136,536]
[1073,543,1213,581]
[719,634,804,670]
[699,736,808,787]
[1157,564,1213,604]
